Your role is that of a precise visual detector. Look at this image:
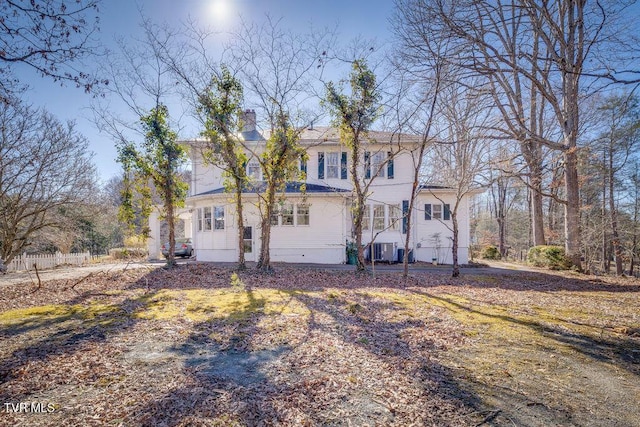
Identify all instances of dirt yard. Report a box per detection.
[0,264,638,426]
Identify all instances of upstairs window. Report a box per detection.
[247,161,260,180]
[371,152,386,178]
[318,151,348,180]
[365,151,394,179]
[425,203,451,221]
[326,152,340,179]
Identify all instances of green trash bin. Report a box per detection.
[347,252,357,265]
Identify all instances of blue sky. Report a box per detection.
[19,0,395,183]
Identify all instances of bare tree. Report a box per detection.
[0,99,96,264]
[592,92,640,275]
[391,9,452,277]
[228,16,331,272]
[0,0,107,99]
[426,81,493,277]
[394,0,640,270]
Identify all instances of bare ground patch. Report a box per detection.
[0,265,638,426]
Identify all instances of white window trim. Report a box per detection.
[326,152,340,179]
[247,160,261,180]
[373,204,385,231]
[203,206,213,231]
[296,204,310,226]
[271,203,310,227]
[389,204,401,231]
[214,206,225,230]
[370,152,386,178]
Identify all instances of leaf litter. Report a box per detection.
[0,264,638,426]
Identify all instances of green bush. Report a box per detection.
[527,245,572,270]
[109,247,148,260]
[481,245,501,260]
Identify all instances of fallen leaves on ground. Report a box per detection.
[0,264,639,426]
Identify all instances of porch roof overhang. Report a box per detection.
[418,184,484,195]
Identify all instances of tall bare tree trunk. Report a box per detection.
[235,179,245,270]
[451,211,460,277]
[257,185,276,272]
[608,144,624,275]
[529,165,546,247]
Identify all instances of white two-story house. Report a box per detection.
[148,110,474,265]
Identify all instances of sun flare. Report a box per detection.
[209,0,232,24]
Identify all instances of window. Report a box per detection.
[271,203,307,226]
[373,204,385,230]
[371,152,386,178]
[214,206,224,230]
[281,204,294,226]
[247,161,260,179]
[362,205,370,230]
[326,152,340,179]
[197,208,203,232]
[424,203,451,221]
[270,206,279,226]
[299,157,307,175]
[389,204,401,231]
[203,206,212,231]
[319,151,346,179]
[297,204,310,225]
[432,204,442,220]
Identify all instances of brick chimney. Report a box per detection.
[241,109,256,132]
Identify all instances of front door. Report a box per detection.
[243,226,254,262]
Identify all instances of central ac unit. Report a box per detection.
[373,242,395,263]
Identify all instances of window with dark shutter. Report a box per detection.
[318,152,324,179]
[443,204,451,220]
[364,151,371,179]
[424,204,431,220]
[300,158,307,175]
[402,200,408,234]
[387,152,394,179]
[341,152,348,179]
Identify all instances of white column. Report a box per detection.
[148,209,162,260]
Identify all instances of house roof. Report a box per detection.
[191,182,350,197]
[419,184,453,190]
[180,126,422,146]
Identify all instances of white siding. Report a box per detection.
[175,131,475,265]
[414,193,470,264]
[192,195,347,264]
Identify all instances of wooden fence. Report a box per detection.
[5,252,91,273]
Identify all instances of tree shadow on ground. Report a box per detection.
[409,289,640,377]
[3,263,637,425]
[126,279,488,426]
[452,269,640,293]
